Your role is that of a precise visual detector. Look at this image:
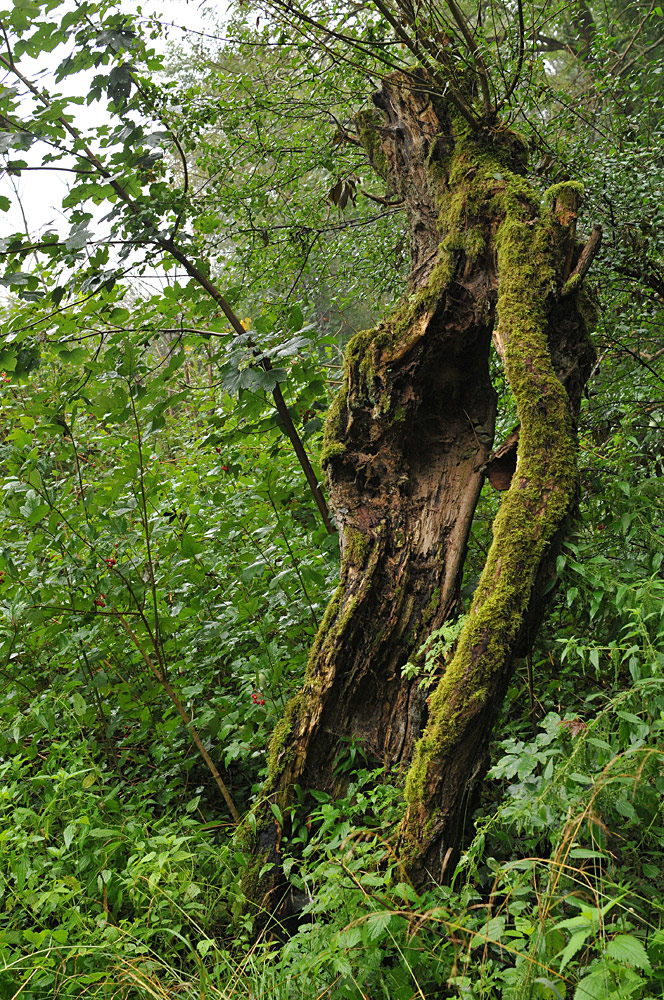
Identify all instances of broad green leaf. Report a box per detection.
[605,934,651,971]
[335,926,362,949]
[573,969,610,1000]
[63,822,77,848]
[72,691,87,716]
[533,978,563,999]
[367,911,393,941]
[181,532,203,557]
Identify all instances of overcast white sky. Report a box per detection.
[0,0,220,239]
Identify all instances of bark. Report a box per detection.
[245,70,596,910]
[266,73,504,794]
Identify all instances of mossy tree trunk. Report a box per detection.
[250,70,596,907]
[401,179,597,883]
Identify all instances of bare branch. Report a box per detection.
[561,224,602,297]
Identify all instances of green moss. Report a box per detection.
[445,225,486,261]
[266,691,303,784]
[305,583,344,670]
[421,586,441,625]
[266,589,345,784]
[346,327,376,366]
[265,540,385,788]
[324,120,531,453]
[545,180,584,211]
[502,176,541,219]
[377,250,455,363]
[464,227,486,261]
[340,125,532,394]
[321,381,349,466]
[562,272,582,296]
[238,846,271,909]
[344,527,371,565]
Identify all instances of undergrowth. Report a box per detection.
[0,282,662,1000]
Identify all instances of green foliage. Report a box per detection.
[0,288,338,994]
[402,614,468,689]
[0,0,663,996]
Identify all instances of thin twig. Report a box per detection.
[445,0,494,115]
[0,37,334,535]
[116,613,241,824]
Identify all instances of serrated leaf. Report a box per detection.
[335,926,362,949]
[0,271,32,286]
[606,934,651,971]
[573,968,611,1000]
[559,928,591,971]
[18,492,49,524]
[107,63,133,106]
[367,911,392,940]
[57,347,87,364]
[614,797,637,821]
[181,532,203,557]
[0,349,17,371]
[268,334,315,359]
[285,304,303,331]
[570,772,592,785]
[108,307,130,324]
[65,223,91,250]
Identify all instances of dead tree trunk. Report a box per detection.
[266,73,503,793]
[246,69,596,906]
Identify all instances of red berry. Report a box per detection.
[222,465,229,472]
[260,699,265,706]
